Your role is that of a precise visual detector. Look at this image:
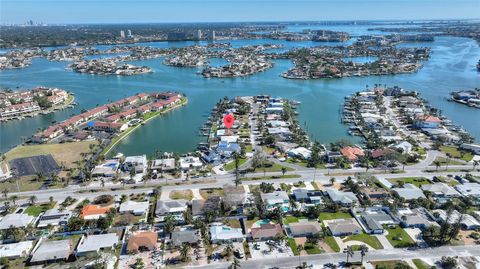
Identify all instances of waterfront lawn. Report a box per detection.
[287,238,300,256]
[24,203,53,217]
[387,177,431,187]
[169,190,193,200]
[5,141,96,169]
[200,188,225,199]
[324,236,340,252]
[439,146,473,162]
[252,163,294,173]
[319,211,352,221]
[385,227,416,248]
[344,233,383,249]
[223,157,247,171]
[432,156,465,166]
[412,259,430,269]
[304,242,323,254]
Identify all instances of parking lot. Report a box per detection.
[249,241,294,259]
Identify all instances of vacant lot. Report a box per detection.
[319,211,352,221]
[439,146,473,162]
[387,177,430,187]
[169,190,193,200]
[344,233,383,249]
[5,141,96,169]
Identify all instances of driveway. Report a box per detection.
[375,234,394,249]
[404,228,427,247]
[249,241,294,260]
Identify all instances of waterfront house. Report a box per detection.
[287,147,312,159]
[216,141,241,157]
[37,209,72,228]
[91,159,120,178]
[155,200,188,221]
[325,188,358,206]
[414,115,441,129]
[151,158,176,172]
[0,213,35,230]
[421,183,461,199]
[75,233,119,256]
[30,239,72,265]
[260,191,290,212]
[287,221,322,237]
[119,200,150,216]
[127,231,158,253]
[0,241,34,260]
[324,218,362,236]
[250,223,284,241]
[93,121,127,132]
[460,143,480,154]
[393,141,413,154]
[179,156,203,171]
[340,146,365,161]
[209,223,244,244]
[123,155,148,175]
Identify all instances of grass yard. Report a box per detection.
[5,141,96,169]
[324,236,340,252]
[283,216,307,224]
[412,259,430,269]
[319,211,352,221]
[252,163,294,173]
[244,174,301,181]
[344,233,383,249]
[439,146,474,162]
[387,177,431,187]
[373,260,412,269]
[304,242,323,254]
[24,203,53,216]
[200,188,225,199]
[227,219,241,229]
[223,158,247,171]
[286,158,325,169]
[169,190,193,200]
[287,238,300,256]
[0,176,44,192]
[432,157,465,166]
[245,144,253,153]
[262,146,276,155]
[386,227,416,248]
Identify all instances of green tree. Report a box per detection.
[345,246,354,265]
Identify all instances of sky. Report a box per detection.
[1,0,479,24]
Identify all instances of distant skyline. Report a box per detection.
[1,0,479,24]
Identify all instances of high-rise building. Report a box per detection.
[209,30,216,41]
[120,30,125,38]
[193,30,202,40]
[127,30,132,37]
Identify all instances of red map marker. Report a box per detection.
[223,113,234,129]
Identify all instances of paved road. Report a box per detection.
[186,245,480,269]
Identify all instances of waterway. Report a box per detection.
[1,24,479,156]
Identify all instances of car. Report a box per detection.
[234,249,244,258]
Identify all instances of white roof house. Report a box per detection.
[0,214,35,230]
[155,200,188,221]
[75,233,119,256]
[151,158,176,171]
[0,241,34,259]
[210,223,243,243]
[288,147,312,159]
[392,184,426,200]
[37,209,72,228]
[433,209,480,230]
[30,239,72,263]
[179,156,203,170]
[393,141,413,154]
[91,159,119,177]
[325,188,358,206]
[455,182,480,198]
[123,155,147,174]
[119,200,150,216]
[421,183,461,198]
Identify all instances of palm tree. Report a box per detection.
[297,244,304,267]
[360,245,368,264]
[224,242,234,261]
[445,153,452,171]
[281,167,287,176]
[230,257,241,269]
[1,188,9,199]
[164,214,177,236]
[345,246,354,265]
[10,195,18,206]
[473,160,479,171]
[233,153,241,187]
[330,177,336,186]
[179,243,191,262]
[29,195,37,205]
[433,160,441,171]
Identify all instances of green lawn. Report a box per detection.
[439,146,474,162]
[224,158,247,171]
[412,259,430,269]
[374,260,412,269]
[386,227,416,248]
[324,236,340,252]
[286,158,325,169]
[200,188,225,199]
[344,233,383,249]
[245,144,253,153]
[169,190,193,200]
[0,176,44,192]
[262,146,276,155]
[227,219,241,229]
[287,238,300,256]
[387,177,431,187]
[319,211,352,221]
[253,163,294,173]
[432,157,465,166]
[24,203,52,216]
[304,242,323,254]
[244,174,301,181]
[283,216,307,224]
